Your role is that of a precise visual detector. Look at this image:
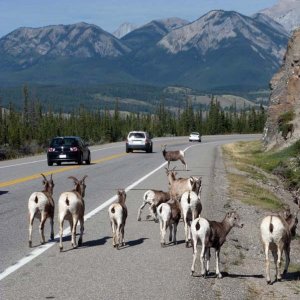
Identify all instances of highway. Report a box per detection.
[0,134,259,299]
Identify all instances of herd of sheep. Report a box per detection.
[28,145,298,285]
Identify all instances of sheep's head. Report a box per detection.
[226,211,243,228]
[41,173,54,195]
[69,175,87,198]
[118,189,126,203]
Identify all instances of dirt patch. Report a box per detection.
[209,145,300,299]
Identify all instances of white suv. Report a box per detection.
[126,131,153,153]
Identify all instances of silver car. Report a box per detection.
[189,132,201,142]
[126,131,153,153]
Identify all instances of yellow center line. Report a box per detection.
[0,152,128,188]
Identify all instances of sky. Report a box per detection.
[0,0,279,38]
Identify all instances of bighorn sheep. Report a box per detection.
[58,175,87,251]
[166,168,202,200]
[28,174,55,247]
[162,144,187,171]
[137,189,170,222]
[181,188,202,247]
[108,189,128,249]
[190,211,243,278]
[260,209,298,284]
[157,200,181,247]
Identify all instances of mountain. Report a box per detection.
[0,22,131,68]
[121,17,189,51]
[113,22,139,38]
[0,11,289,91]
[260,0,300,33]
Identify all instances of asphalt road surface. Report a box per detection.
[0,134,259,300]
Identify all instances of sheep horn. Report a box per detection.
[41,173,47,183]
[81,175,88,182]
[68,176,79,184]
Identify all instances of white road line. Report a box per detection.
[0,144,194,281]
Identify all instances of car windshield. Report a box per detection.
[51,138,78,147]
[129,133,145,139]
[191,132,199,135]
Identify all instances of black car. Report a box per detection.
[47,136,91,166]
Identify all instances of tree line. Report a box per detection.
[0,86,266,159]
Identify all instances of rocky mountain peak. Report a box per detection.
[158,9,288,63]
[260,0,300,32]
[113,22,139,39]
[263,28,300,150]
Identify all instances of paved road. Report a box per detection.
[0,134,259,299]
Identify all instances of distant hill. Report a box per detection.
[0,10,289,92]
[113,23,139,39]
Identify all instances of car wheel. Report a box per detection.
[78,154,83,165]
[47,160,53,166]
[126,147,129,153]
[56,162,61,166]
[86,153,91,165]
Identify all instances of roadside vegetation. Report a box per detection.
[223,140,300,210]
[0,86,266,160]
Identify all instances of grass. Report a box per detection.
[223,140,289,211]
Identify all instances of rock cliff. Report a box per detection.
[263,28,300,150]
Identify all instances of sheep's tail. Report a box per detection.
[269,216,274,233]
[34,195,38,204]
[65,196,70,206]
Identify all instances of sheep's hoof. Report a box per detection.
[276,278,281,282]
[78,239,82,246]
[185,242,189,248]
[116,244,120,250]
[50,233,54,240]
[283,269,287,274]
[267,280,272,285]
[137,217,141,221]
[217,273,223,279]
[146,215,152,220]
[59,246,63,252]
[174,241,177,245]
[40,241,45,245]
[201,273,206,278]
[154,219,159,223]
[29,241,32,248]
[190,271,195,276]
[161,243,165,248]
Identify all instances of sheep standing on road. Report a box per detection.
[58,175,87,251]
[28,174,55,247]
[108,189,128,249]
[260,209,298,284]
[157,200,181,247]
[162,145,187,171]
[190,211,243,278]
[137,189,170,222]
[181,188,202,247]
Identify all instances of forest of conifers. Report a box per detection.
[0,86,266,159]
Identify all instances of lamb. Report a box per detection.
[58,175,87,251]
[108,189,128,249]
[166,168,201,200]
[190,211,243,278]
[137,189,170,222]
[260,209,298,284]
[162,144,187,171]
[157,200,181,247]
[181,188,202,247]
[28,174,55,247]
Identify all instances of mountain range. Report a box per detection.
[0,9,290,91]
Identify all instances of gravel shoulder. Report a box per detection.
[210,146,300,300]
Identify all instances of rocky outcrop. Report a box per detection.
[263,28,300,150]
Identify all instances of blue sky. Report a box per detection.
[0,0,278,37]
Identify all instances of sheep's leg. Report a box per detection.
[183,212,189,247]
[116,223,121,250]
[205,248,211,275]
[200,243,206,277]
[169,223,173,243]
[28,213,34,248]
[264,242,271,284]
[149,204,158,221]
[173,222,178,245]
[111,221,116,247]
[49,216,54,240]
[161,220,167,247]
[283,246,290,275]
[71,217,78,248]
[39,212,47,244]
[215,248,222,278]
[137,201,147,221]
[78,218,84,246]
[271,248,278,282]
[276,243,283,281]
[191,236,198,276]
[180,158,187,171]
[59,217,64,251]
[121,224,125,246]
